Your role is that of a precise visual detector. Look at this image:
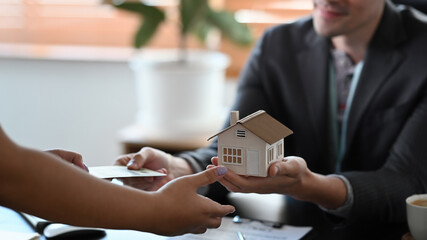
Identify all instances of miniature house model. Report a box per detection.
[208,110,293,177]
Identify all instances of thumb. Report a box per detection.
[189,166,228,188]
[127,153,146,170]
[269,157,303,177]
[211,156,219,166]
[269,158,290,177]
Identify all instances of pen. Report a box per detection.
[237,231,246,240]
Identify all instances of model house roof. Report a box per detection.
[208,110,293,144]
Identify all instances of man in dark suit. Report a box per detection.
[393,0,427,14]
[118,0,427,231]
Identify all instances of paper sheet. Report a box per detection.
[0,231,40,240]
[170,217,312,240]
[89,166,166,179]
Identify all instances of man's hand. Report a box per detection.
[209,156,347,209]
[208,156,312,199]
[114,147,193,191]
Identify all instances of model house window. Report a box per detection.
[222,147,243,165]
[277,143,283,158]
[268,147,274,163]
[236,129,246,138]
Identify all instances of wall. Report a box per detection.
[0,56,238,167]
[0,57,137,166]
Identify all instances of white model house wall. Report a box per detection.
[265,138,285,167]
[218,124,269,177]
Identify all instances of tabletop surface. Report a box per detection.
[0,206,165,240]
[0,198,409,240]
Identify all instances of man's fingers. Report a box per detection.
[119,177,160,191]
[219,170,266,193]
[211,157,219,166]
[206,167,244,192]
[221,169,248,186]
[216,176,242,192]
[114,158,129,166]
[127,153,147,170]
[114,155,132,166]
[269,157,304,177]
[207,163,247,190]
[269,161,292,177]
[127,147,164,170]
[269,162,280,177]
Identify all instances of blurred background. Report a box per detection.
[0,0,312,166]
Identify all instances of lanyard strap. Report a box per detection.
[329,60,364,172]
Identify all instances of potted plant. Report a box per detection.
[104,0,253,140]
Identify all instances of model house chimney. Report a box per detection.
[230,111,239,126]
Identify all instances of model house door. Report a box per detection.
[246,150,259,176]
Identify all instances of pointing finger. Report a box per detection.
[187,166,227,188]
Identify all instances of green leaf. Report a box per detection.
[114,2,165,48]
[193,20,212,43]
[180,0,208,35]
[134,15,163,48]
[114,2,163,17]
[108,0,253,48]
[207,10,253,46]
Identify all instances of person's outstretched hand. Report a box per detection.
[150,166,235,236]
[114,147,193,191]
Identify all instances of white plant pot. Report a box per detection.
[131,49,229,140]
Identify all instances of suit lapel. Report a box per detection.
[297,29,334,168]
[344,2,406,160]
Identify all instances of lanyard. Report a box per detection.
[329,60,364,172]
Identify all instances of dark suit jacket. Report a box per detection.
[179,1,427,224]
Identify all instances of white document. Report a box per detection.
[0,230,40,240]
[89,166,166,179]
[170,217,312,240]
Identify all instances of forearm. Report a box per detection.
[301,172,347,209]
[176,143,219,174]
[170,155,194,177]
[343,168,420,223]
[0,144,157,232]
